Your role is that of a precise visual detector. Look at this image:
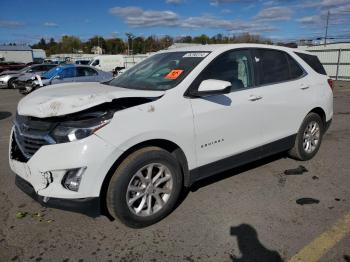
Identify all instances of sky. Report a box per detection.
[0,0,349,44]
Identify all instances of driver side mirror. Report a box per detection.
[190,79,231,97]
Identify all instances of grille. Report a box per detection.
[14,80,25,89]
[13,115,56,160]
[14,79,33,90]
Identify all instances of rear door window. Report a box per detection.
[295,52,326,75]
[85,67,98,76]
[43,65,56,71]
[76,67,98,77]
[31,66,43,72]
[60,67,75,78]
[254,49,290,85]
[286,55,304,79]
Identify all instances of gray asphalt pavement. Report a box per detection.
[0,82,349,262]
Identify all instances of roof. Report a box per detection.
[0,45,32,51]
[30,63,57,68]
[57,64,95,69]
[162,43,311,55]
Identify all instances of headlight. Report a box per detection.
[51,111,113,143]
[51,121,109,143]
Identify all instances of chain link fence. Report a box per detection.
[308,49,350,81]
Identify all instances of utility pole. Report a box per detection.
[324,10,330,46]
[125,33,135,56]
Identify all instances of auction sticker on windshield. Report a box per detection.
[183,52,209,58]
[165,69,184,80]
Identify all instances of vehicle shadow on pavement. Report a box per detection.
[230,224,283,262]
[0,111,12,120]
[190,152,286,192]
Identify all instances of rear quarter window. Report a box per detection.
[295,52,327,75]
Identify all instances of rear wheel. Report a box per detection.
[106,147,183,228]
[288,113,324,161]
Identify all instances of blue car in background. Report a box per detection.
[18,64,113,94]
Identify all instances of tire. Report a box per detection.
[8,78,15,89]
[288,113,324,161]
[106,147,183,228]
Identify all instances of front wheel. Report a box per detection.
[8,78,16,89]
[288,113,324,161]
[106,147,183,228]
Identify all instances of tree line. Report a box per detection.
[31,33,273,56]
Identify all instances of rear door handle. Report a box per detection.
[248,95,263,101]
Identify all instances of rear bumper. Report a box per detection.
[15,175,101,217]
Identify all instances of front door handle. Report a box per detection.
[300,84,310,90]
[248,95,263,101]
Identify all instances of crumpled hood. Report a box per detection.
[17,82,165,118]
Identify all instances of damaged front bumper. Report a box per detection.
[15,175,101,217]
[9,128,124,215]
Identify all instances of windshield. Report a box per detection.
[91,59,99,66]
[42,66,62,79]
[108,52,209,90]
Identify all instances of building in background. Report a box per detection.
[0,45,33,63]
[299,42,350,81]
[91,46,103,55]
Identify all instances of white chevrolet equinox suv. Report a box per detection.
[9,44,333,227]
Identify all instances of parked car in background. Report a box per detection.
[18,64,113,94]
[0,61,26,73]
[9,44,333,227]
[75,59,91,65]
[44,59,66,65]
[0,64,57,89]
[13,64,58,88]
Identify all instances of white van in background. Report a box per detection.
[89,55,125,73]
[90,54,151,74]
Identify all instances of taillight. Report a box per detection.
[327,78,334,91]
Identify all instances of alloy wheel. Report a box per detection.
[302,121,321,154]
[126,163,173,217]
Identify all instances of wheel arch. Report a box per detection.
[309,107,326,127]
[99,139,190,218]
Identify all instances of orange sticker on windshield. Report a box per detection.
[165,69,184,80]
